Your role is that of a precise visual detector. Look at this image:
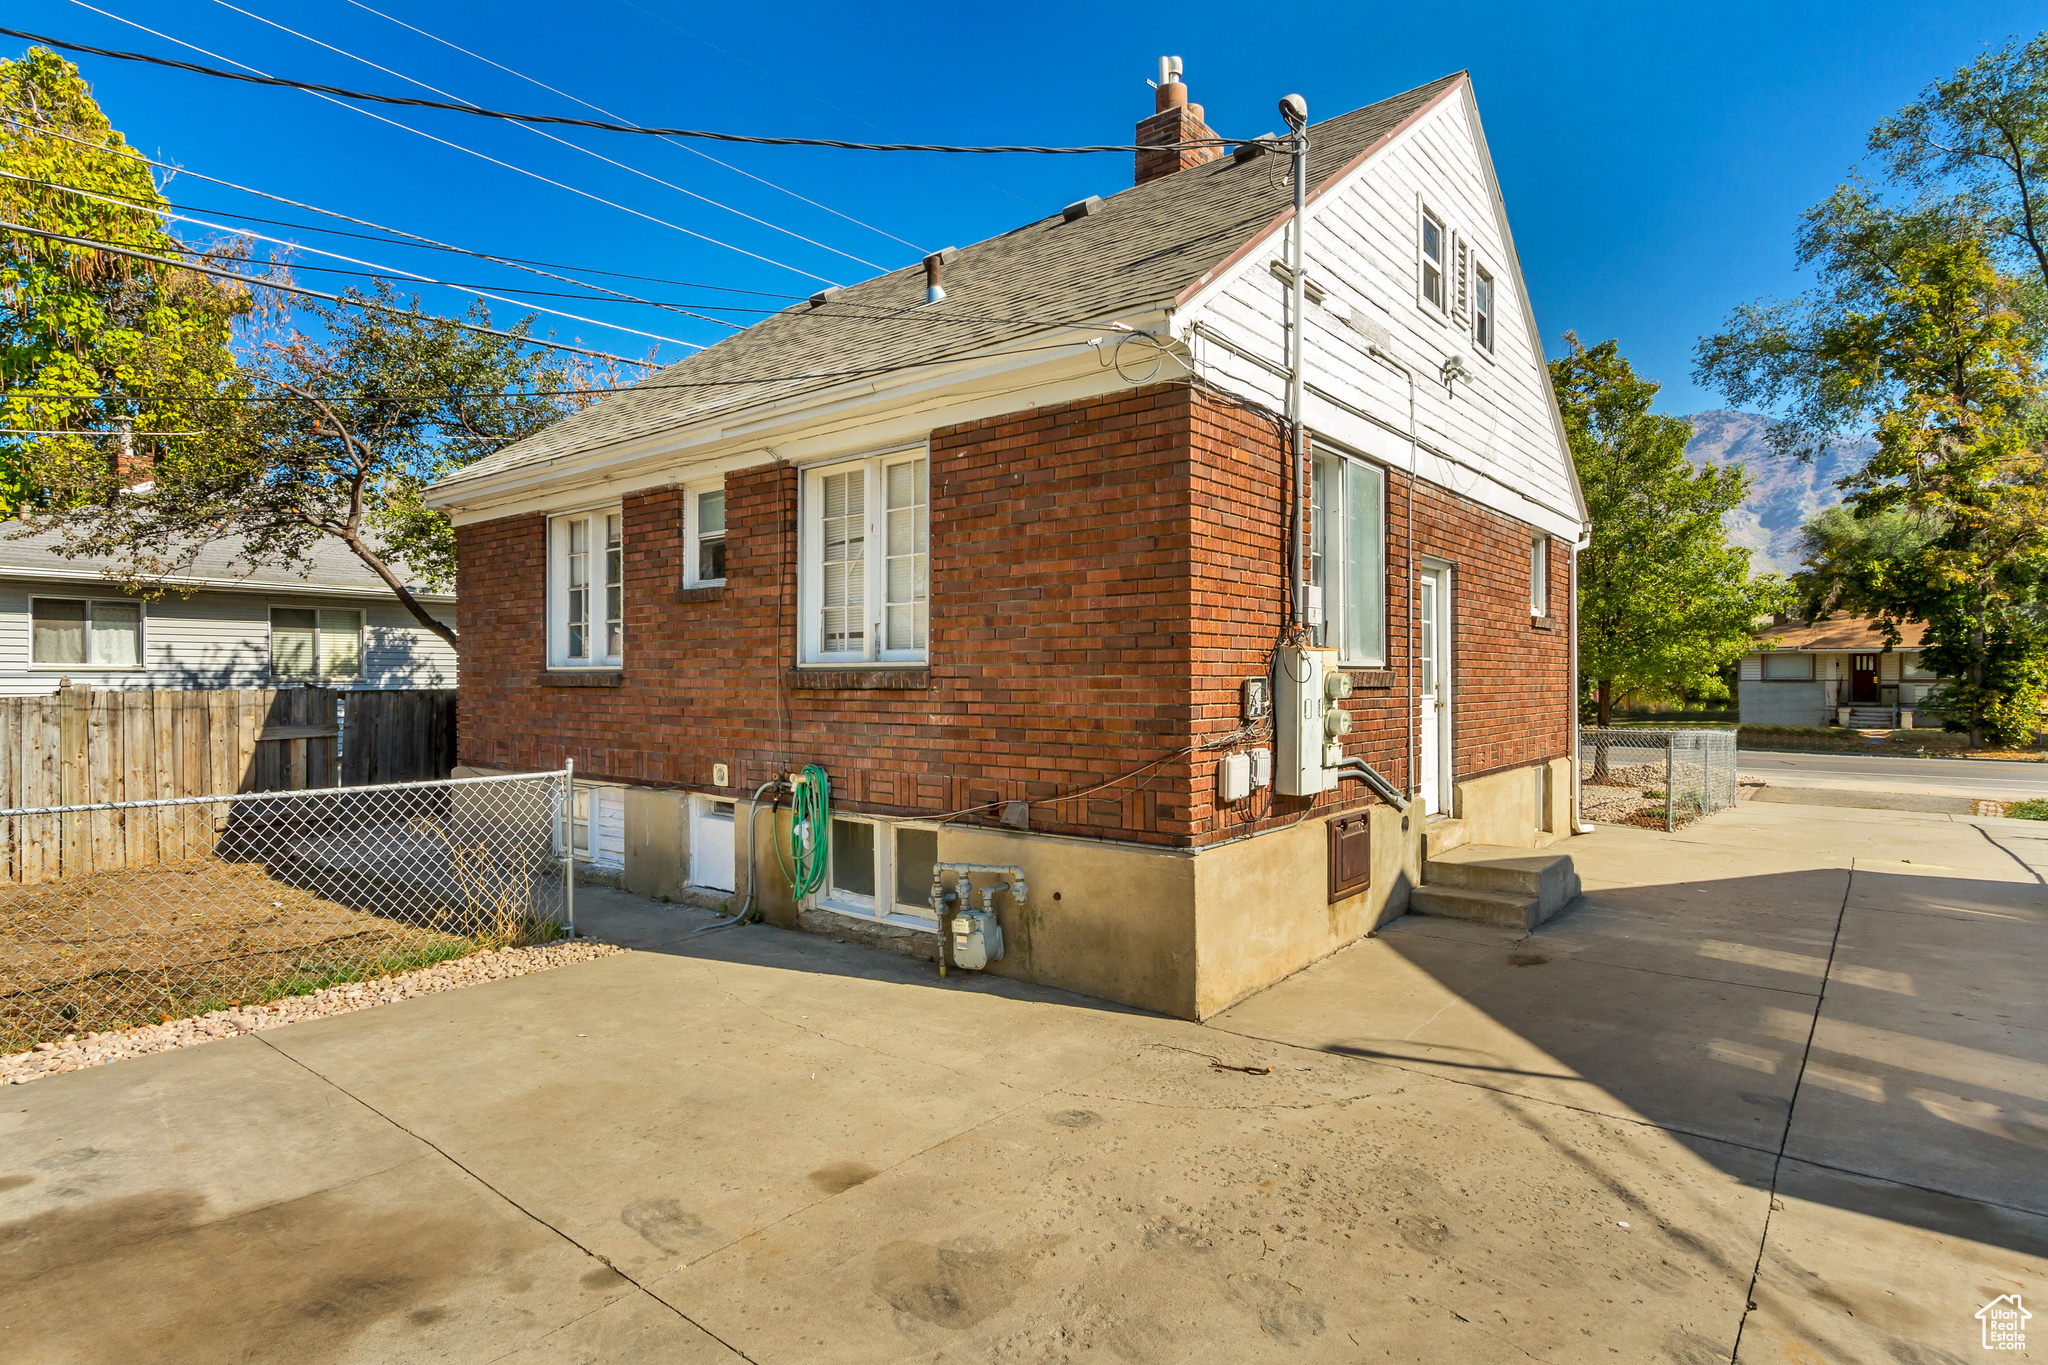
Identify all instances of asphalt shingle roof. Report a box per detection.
[1758,616,1931,651]
[436,74,1464,492]
[0,523,446,598]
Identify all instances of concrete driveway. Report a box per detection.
[2,802,2042,1363]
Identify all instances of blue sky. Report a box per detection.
[11,0,2045,411]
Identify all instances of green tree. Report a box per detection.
[1696,34,2048,462]
[1,48,248,509]
[1553,335,1788,727]
[22,283,642,646]
[1813,241,2048,744]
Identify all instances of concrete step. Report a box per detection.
[1423,817,1471,859]
[1422,844,1581,926]
[1845,708,1896,728]
[1410,884,1545,930]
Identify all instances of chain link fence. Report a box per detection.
[0,770,573,1052]
[1578,729,1739,831]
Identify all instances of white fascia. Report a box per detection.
[434,311,1171,527]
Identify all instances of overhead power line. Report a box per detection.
[207,0,892,272]
[1,25,1245,153]
[1,119,803,300]
[56,4,844,286]
[341,0,927,255]
[0,219,654,364]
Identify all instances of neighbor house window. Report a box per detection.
[31,597,142,667]
[799,450,928,665]
[687,484,726,586]
[270,607,363,679]
[820,815,940,923]
[1473,265,1496,352]
[1761,653,1814,680]
[549,508,624,667]
[1419,208,1447,314]
[1530,537,1549,616]
[1309,450,1387,666]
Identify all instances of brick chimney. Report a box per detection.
[107,416,151,488]
[1135,56,1223,186]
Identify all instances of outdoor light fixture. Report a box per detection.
[1440,353,1471,394]
[1278,93,1308,132]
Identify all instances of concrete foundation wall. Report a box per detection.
[1454,760,1568,848]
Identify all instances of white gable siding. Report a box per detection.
[1179,90,1580,539]
[0,578,456,697]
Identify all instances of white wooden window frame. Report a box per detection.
[547,505,624,669]
[817,814,940,927]
[1309,449,1388,668]
[1761,652,1815,681]
[797,447,929,667]
[1418,202,1449,321]
[28,595,146,670]
[684,480,727,588]
[268,605,364,680]
[1530,536,1548,617]
[1472,260,1498,357]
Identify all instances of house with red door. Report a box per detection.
[426,64,1590,1019]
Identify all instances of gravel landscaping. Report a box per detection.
[0,938,624,1085]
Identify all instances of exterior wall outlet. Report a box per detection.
[1241,676,1271,722]
[711,763,730,787]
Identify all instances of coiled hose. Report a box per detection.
[780,764,831,901]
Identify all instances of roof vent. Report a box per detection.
[1233,134,1281,164]
[807,285,841,308]
[922,247,958,305]
[1061,195,1103,223]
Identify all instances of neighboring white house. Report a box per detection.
[0,526,456,697]
[1740,614,1938,727]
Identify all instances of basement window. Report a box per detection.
[799,449,928,665]
[549,507,623,668]
[820,816,940,924]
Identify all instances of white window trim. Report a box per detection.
[1310,449,1389,668]
[1471,258,1498,359]
[684,479,727,588]
[547,505,624,670]
[268,605,365,681]
[1530,536,1549,617]
[1418,202,1449,322]
[28,595,147,670]
[797,447,930,668]
[816,814,941,928]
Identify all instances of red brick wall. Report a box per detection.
[453,383,1572,850]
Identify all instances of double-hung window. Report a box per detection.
[270,607,363,678]
[1473,264,1496,352]
[1419,208,1447,315]
[31,597,142,667]
[686,484,726,586]
[800,449,928,665]
[549,507,623,668]
[1309,451,1387,666]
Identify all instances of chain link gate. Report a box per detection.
[1578,729,1739,831]
[0,769,574,1052]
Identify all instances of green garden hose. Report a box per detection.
[780,764,831,900]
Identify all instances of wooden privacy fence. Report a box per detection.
[0,683,457,884]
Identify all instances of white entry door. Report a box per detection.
[1417,566,1452,815]
[690,798,736,892]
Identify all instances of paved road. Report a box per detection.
[1739,748,2048,799]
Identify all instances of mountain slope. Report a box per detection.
[1681,410,1872,576]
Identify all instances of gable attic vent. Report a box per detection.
[1062,195,1103,223]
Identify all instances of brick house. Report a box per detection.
[427,66,1589,1019]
